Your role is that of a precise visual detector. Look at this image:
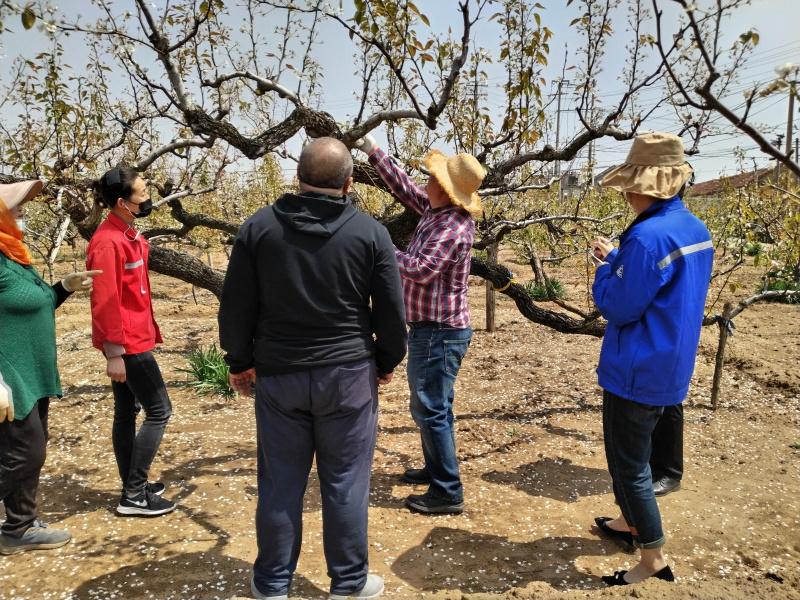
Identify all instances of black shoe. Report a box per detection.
[121,482,166,497]
[406,493,464,514]
[653,476,681,496]
[146,482,166,496]
[602,565,675,586]
[117,489,175,516]
[402,468,431,484]
[594,516,634,545]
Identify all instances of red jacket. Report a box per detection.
[87,213,162,354]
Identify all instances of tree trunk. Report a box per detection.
[710,302,733,411]
[149,245,225,299]
[45,214,71,284]
[529,249,548,288]
[485,243,497,332]
[470,257,606,337]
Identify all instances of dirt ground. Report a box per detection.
[2,250,799,600]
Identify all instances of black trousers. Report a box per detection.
[0,398,49,538]
[649,402,683,481]
[111,351,172,494]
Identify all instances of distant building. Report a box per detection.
[561,170,582,196]
[687,167,777,243]
[687,167,774,200]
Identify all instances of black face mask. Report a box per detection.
[125,198,153,219]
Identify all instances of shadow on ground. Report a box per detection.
[391,526,610,593]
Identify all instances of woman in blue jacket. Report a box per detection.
[590,133,714,585]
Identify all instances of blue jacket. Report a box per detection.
[592,196,713,406]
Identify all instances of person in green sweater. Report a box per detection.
[0,180,100,555]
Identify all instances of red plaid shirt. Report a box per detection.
[369,148,474,328]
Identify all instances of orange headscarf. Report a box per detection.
[0,198,32,265]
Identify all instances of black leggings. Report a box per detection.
[111,351,172,494]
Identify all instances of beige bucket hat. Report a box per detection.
[0,180,44,211]
[423,150,485,214]
[597,133,693,199]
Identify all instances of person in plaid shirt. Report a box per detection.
[355,134,485,514]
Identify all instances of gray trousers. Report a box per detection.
[252,358,378,597]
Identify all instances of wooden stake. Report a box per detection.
[710,301,733,411]
[485,243,497,332]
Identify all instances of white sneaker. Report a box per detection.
[329,574,384,600]
[250,577,288,599]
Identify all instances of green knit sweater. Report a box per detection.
[0,254,62,420]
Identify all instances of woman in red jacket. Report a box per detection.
[87,168,175,517]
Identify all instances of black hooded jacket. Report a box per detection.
[218,191,407,376]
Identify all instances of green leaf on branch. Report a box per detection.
[22,8,36,30]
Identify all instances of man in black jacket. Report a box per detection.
[218,137,407,600]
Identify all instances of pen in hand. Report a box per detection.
[589,234,618,265]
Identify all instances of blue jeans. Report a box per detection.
[407,326,472,503]
[111,351,172,494]
[602,390,667,549]
[252,359,378,597]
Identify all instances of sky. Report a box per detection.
[302,0,800,184]
[1,0,799,186]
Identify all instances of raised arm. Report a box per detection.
[353,135,430,216]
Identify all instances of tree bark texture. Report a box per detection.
[149,245,225,299]
[530,250,548,288]
[710,301,733,411]
[485,243,497,332]
[470,257,606,337]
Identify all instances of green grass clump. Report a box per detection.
[525,279,567,301]
[743,241,762,256]
[757,267,799,303]
[177,344,236,397]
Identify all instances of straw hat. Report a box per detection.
[597,133,693,199]
[0,180,44,211]
[423,150,485,214]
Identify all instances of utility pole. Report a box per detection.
[774,85,796,185]
[552,78,573,203]
[795,135,799,183]
[783,82,796,182]
[470,78,488,156]
[773,134,785,184]
[588,79,597,186]
[555,79,564,182]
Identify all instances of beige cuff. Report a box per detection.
[103,342,126,358]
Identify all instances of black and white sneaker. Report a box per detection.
[146,482,166,496]
[121,482,166,497]
[117,489,175,516]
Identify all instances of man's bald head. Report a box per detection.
[297,137,354,192]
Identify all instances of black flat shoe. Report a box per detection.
[602,565,675,586]
[594,516,634,545]
[601,571,630,586]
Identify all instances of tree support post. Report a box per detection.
[485,243,497,332]
[710,302,733,411]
